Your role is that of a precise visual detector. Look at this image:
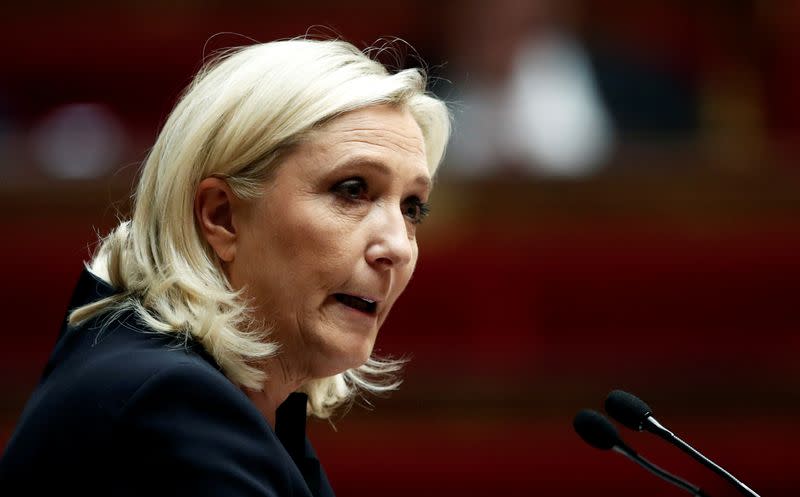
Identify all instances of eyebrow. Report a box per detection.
[336,157,432,190]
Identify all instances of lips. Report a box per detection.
[334,293,378,315]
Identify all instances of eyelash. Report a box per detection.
[333,178,369,201]
[331,177,431,224]
[403,197,430,225]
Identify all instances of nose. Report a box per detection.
[365,205,413,269]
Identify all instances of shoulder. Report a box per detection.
[113,350,260,428]
[49,312,235,417]
[107,343,300,496]
[3,313,303,496]
[10,310,267,446]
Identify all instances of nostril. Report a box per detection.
[374,256,394,267]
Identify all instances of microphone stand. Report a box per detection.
[644,417,760,497]
[612,443,709,497]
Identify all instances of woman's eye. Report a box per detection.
[402,197,430,224]
[332,178,368,200]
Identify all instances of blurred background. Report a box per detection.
[1,1,799,495]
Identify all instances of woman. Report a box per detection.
[0,38,450,496]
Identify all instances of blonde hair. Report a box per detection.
[69,38,451,418]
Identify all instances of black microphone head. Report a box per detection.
[605,389,653,431]
[573,409,623,450]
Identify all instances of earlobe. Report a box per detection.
[195,177,238,262]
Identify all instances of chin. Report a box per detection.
[318,340,375,377]
[351,343,374,369]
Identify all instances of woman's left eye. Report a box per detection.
[332,177,368,200]
[402,197,430,224]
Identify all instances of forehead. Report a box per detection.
[306,105,429,173]
[321,105,424,149]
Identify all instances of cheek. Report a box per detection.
[278,207,363,288]
[392,243,420,299]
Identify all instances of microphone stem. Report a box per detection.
[645,417,760,497]
[612,445,709,497]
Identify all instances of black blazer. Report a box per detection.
[0,268,335,497]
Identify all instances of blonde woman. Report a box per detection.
[0,38,450,497]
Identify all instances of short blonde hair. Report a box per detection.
[69,38,451,418]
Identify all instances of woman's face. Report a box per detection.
[229,104,431,379]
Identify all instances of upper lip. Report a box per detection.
[335,292,382,304]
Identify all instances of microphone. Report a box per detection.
[573,409,709,496]
[605,390,760,497]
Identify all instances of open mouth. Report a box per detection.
[334,294,377,315]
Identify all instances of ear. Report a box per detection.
[195,177,241,263]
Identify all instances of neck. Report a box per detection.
[243,356,308,427]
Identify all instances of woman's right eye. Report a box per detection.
[332,177,368,200]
